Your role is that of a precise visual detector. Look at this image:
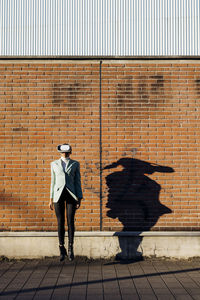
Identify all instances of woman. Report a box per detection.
[49,143,83,261]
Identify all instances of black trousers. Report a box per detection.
[54,188,76,246]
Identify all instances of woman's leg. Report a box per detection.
[66,202,76,244]
[66,199,76,261]
[54,196,66,246]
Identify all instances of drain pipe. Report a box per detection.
[99,60,102,231]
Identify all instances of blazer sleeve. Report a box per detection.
[50,162,55,199]
[74,162,83,199]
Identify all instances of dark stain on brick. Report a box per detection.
[116,76,133,106]
[195,79,200,95]
[150,75,164,93]
[82,161,100,195]
[12,127,28,132]
[122,148,137,157]
[114,74,166,116]
[52,81,86,110]
[137,76,149,101]
[51,116,60,120]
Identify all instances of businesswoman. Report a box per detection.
[49,143,83,261]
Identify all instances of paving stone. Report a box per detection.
[192,296,200,300]
[137,288,156,295]
[169,288,192,295]
[152,288,173,295]
[121,295,139,300]
[120,287,138,294]
[139,295,157,300]
[157,296,175,300]
[87,288,103,295]
[187,288,200,295]
[174,296,193,300]
[87,295,103,300]
[104,295,121,300]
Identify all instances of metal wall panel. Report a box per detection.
[0,0,199,56]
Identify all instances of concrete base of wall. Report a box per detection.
[0,232,200,259]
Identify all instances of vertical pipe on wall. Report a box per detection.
[99,60,103,231]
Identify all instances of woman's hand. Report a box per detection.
[49,199,54,210]
[76,199,82,209]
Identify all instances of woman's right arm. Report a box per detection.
[49,163,55,210]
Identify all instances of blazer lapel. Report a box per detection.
[55,159,64,172]
[65,159,76,173]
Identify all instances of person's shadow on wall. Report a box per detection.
[104,158,174,261]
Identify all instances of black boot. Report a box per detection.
[68,243,74,261]
[59,245,67,261]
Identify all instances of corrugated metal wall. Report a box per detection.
[0,0,199,57]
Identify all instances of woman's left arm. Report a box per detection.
[74,162,83,201]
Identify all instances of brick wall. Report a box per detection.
[0,60,200,232]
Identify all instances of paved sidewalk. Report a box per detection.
[0,257,200,300]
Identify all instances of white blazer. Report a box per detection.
[50,158,83,203]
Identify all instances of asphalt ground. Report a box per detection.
[1,256,200,300]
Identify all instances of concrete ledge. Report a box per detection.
[0,232,200,259]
